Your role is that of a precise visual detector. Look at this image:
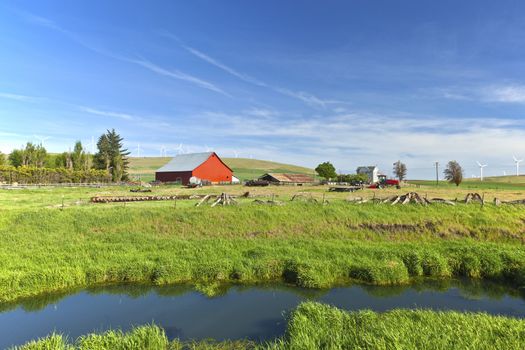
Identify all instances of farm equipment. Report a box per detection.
[245,180,270,187]
[368,175,401,189]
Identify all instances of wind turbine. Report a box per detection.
[476,161,487,181]
[233,150,239,158]
[513,156,523,176]
[160,146,167,157]
[176,143,185,155]
[135,144,141,158]
[205,145,212,152]
[34,135,50,147]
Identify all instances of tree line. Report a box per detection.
[315,160,465,186]
[0,129,130,184]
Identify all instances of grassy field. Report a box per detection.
[15,302,525,349]
[409,175,525,191]
[127,157,315,182]
[1,200,525,302]
[2,180,525,348]
[3,180,525,211]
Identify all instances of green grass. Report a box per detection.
[1,202,525,302]
[410,177,525,190]
[4,188,525,349]
[272,302,525,349]
[13,325,253,349]
[14,302,525,349]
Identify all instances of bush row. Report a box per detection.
[0,166,111,184]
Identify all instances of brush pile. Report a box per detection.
[464,193,484,204]
[383,192,431,205]
[210,193,237,207]
[291,193,318,203]
[92,195,178,203]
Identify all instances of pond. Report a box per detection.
[1,279,524,348]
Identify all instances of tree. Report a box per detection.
[393,161,407,181]
[8,149,24,167]
[55,152,73,169]
[72,141,87,170]
[93,129,130,181]
[0,151,5,166]
[8,143,47,168]
[315,162,337,180]
[444,161,463,186]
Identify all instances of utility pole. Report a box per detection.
[435,162,439,186]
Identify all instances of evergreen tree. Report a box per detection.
[93,129,130,181]
[94,134,111,171]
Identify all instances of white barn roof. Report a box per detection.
[156,152,214,172]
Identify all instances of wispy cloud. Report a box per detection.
[0,92,36,102]
[169,36,345,108]
[485,85,525,103]
[440,84,525,104]
[183,108,525,175]
[79,106,137,120]
[17,11,62,31]
[182,45,266,87]
[17,12,229,97]
[125,57,230,96]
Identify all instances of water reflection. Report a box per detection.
[0,279,524,349]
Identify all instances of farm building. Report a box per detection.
[258,173,315,185]
[155,152,233,185]
[356,166,379,183]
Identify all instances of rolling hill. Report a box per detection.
[128,156,315,182]
[409,175,525,190]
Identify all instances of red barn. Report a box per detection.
[155,152,233,185]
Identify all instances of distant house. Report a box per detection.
[258,173,315,185]
[155,152,233,185]
[356,166,379,183]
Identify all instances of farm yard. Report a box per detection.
[127,157,316,183]
[5,1,525,348]
[2,173,525,348]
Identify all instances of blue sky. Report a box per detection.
[1,0,525,179]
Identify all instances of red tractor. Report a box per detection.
[368,175,401,189]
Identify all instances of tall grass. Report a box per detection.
[0,203,525,302]
[271,302,525,349]
[12,325,253,349]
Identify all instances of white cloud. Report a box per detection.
[486,85,525,103]
[181,109,525,177]
[126,57,230,96]
[441,84,525,104]
[174,38,346,108]
[18,12,229,97]
[0,92,37,102]
[79,107,137,120]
